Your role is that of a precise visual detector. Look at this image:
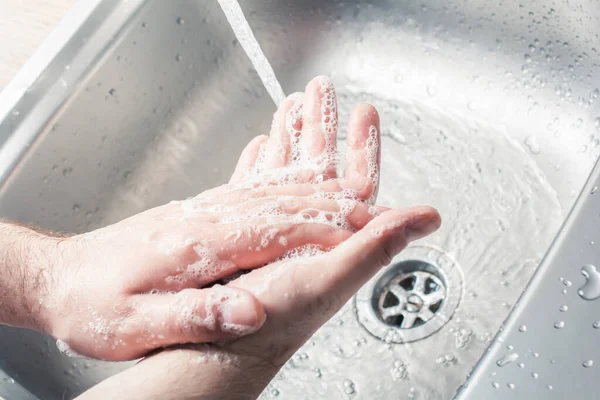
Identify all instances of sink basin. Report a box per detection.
[0,0,598,399]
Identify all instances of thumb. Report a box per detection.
[125,286,266,359]
[316,206,441,300]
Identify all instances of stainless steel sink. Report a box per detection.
[0,0,599,399]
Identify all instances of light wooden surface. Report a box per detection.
[0,0,75,90]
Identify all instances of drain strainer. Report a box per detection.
[355,245,463,343]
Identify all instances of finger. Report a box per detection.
[217,196,389,232]
[302,76,338,176]
[160,221,354,291]
[154,195,387,292]
[197,168,316,203]
[264,93,303,168]
[205,175,372,206]
[316,206,441,297]
[344,104,380,204]
[229,135,269,183]
[126,286,265,358]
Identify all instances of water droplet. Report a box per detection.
[176,17,184,25]
[343,379,356,395]
[583,360,594,368]
[532,372,539,379]
[445,353,455,362]
[592,186,598,194]
[578,265,600,300]
[271,388,280,396]
[595,117,600,128]
[593,321,600,329]
[547,385,553,390]
[518,363,525,368]
[554,321,565,329]
[524,135,541,154]
[141,22,147,28]
[507,383,515,389]
[109,88,116,96]
[562,289,567,294]
[72,204,80,213]
[559,305,568,312]
[519,325,527,332]
[497,352,519,367]
[3,377,14,384]
[564,280,572,287]
[176,54,183,62]
[427,85,437,96]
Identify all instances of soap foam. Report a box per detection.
[244,80,342,185]
[56,339,89,359]
[317,76,338,171]
[365,124,380,205]
[166,245,236,287]
[175,285,260,336]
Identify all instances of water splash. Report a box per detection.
[217,0,286,106]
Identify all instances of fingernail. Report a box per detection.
[214,287,265,335]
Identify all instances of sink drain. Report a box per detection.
[355,245,463,343]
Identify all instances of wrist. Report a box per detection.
[0,222,66,333]
[78,344,281,400]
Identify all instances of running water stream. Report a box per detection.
[216,0,286,106]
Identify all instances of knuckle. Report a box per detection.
[378,234,408,267]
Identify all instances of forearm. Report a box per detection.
[0,221,61,332]
[77,344,279,400]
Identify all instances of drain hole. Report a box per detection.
[383,292,400,308]
[430,300,442,313]
[424,278,438,294]
[385,314,404,326]
[374,264,447,330]
[399,278,414,291]
[355,247,463,343]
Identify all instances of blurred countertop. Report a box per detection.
[0,0,75,90]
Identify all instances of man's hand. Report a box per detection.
[77,76,440,399]
[0,79,401,362]
[45,173,389,360]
